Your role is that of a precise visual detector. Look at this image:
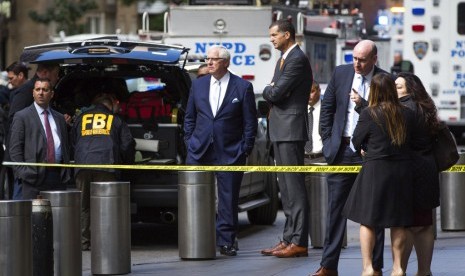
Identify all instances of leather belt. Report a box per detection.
[305,152,323,159]
[342,137,351,146]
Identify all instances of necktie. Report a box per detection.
[44,110,55,163]
[360,76,366,98]
[279,58,285,70]
[213,80,221,116]
[305,106,314,154]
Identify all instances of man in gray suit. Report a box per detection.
[9,77,70,199]
[261,19,313,258]
[311,40,386,276]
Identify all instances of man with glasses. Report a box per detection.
[311,40,387,276]
[9,78,70,199]
[184,45,257,257]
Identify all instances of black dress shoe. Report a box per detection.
[233,237,239,251]
[219,245,237,256]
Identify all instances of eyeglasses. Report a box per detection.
[205,57,224,62]
[34,88,51,93]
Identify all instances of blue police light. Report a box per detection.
[412,8,425,16]
[344,53,353,64]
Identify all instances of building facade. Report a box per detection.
[3,0,138,67]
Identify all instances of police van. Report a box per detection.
[156,4,279,94]
[402,0,465,142]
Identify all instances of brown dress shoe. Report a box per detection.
[373,269,383,276]
[260,241,287,256]
[272,243,308,258]
[310,266,338,276]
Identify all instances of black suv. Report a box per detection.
[4,38,278,225]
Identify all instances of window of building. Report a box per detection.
[86,14,104,34]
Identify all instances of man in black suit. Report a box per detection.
[9,78,70,199]
[311,40,386,276]
[7,63,61,199]
[261,19,313,258]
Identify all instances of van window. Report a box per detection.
[459,3,465,35]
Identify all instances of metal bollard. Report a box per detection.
[305,164,347,248]
[178,171,216,259]
[91,182,131,275]
[32,198,54,276]
[41,191,81,276]
[305,171,328,248]
[0,200,32,276]
[440,153,465,230]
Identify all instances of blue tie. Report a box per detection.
[359,76,366,98]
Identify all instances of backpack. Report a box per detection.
[120,90,172,124]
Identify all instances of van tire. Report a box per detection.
[247,161,279,225]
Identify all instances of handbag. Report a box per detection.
[433,123,459,171]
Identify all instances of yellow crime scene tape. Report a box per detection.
[3,162,465,173]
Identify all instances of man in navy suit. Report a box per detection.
[184,45,257,256]
[261,19,313,258]
[312,40,387,276]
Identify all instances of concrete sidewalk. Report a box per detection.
[83,210,465,276]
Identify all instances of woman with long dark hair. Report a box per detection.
[343,73,416,276]
[396,72,441,276]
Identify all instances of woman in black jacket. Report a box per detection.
[395,72,441,276]
[344,73,416,276]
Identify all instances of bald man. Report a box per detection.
[312,40,387,276]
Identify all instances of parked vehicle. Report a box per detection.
[0,38,279,225]
[402,0,465,142]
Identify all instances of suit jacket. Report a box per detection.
[4,76,36,162]
[184,73,257,165]
[9,104,71,187]
[263,45,313,142]
[319,64,387,164]
[8,76,35,120]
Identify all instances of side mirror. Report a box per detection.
[257,101,270,118]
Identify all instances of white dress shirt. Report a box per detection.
[309,100,323,153]
[343,68,374,139]
[209,72,230,117]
